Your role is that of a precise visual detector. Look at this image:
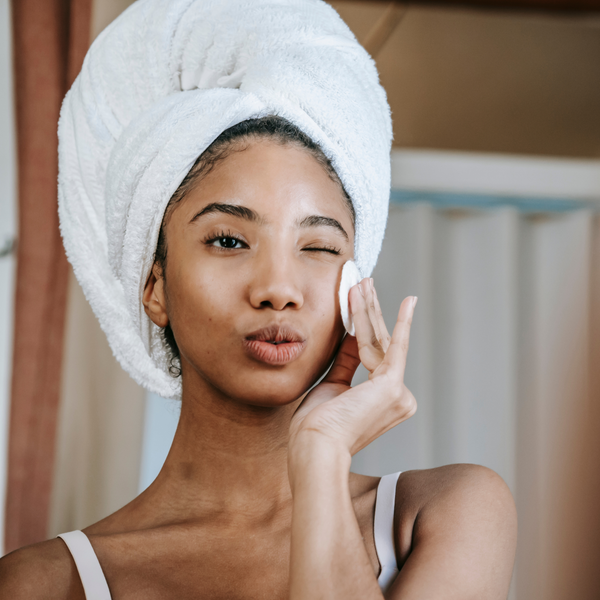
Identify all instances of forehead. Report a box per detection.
[177,139,354,227]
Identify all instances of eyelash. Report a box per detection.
[202,230,342,255]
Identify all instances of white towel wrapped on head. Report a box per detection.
[58,0,392,399]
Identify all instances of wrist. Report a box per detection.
[288,430,352,491]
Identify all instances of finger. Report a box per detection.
[350,280,387,372]
[348,280,371,341]
[364,279,384,350]
[367,280,391,353]
[323,333,361,386]
[379,296,417,381]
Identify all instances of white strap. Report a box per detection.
[58,531,112,600]
[374,471,402,591]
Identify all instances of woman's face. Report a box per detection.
[145,139,354,407]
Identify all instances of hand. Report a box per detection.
[289,278,417,458]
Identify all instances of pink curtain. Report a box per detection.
[5,0,92,553]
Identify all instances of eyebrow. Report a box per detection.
[297,215,349,241]
[189,202,262,224]
[189,202,349,241]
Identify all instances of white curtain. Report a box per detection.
[353,204,519,485]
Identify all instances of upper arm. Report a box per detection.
[388,464,517,600]
[0,539,85,600]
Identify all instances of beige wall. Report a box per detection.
[91,0,136,36]
[331,1,600,158]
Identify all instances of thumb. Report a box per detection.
[322,333,361,387]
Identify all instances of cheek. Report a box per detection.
[167,261,242,356]
[306,276,344,339]
[310,279,347,370]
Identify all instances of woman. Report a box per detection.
[0,1,517,598]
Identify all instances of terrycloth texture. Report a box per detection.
[58,0,392,399]
[339,260,362,337]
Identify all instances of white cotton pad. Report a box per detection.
[338,260,362,336]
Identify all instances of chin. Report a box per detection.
[184,354,324,407]
[227,367,319,407]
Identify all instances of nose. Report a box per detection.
[248,254,304,311]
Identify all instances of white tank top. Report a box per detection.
[58,471,402,598]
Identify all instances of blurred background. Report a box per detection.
[1,0,600,598]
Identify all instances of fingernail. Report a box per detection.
[412,296,418,309]
[358,282,365,297]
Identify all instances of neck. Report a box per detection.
[142,369,302,524]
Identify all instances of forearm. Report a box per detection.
[288,432,384,600]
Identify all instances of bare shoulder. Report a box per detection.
[397,463,516,524]
[391,464,517,598]
[0,538,84,600]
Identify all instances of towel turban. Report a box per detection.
[58,0,393,399]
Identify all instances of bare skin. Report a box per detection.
[0,139,517,599]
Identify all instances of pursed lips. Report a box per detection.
[243,324,306,365]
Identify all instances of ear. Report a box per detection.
[143,264,169,328]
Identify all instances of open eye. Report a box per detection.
[212,236,244,249]
[203,230,248,250]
